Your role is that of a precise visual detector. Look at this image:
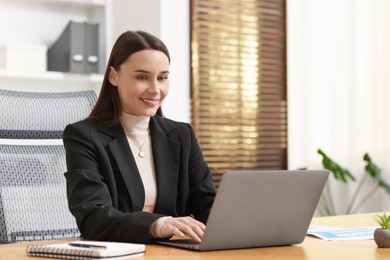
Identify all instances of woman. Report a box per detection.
[63,31,216,244]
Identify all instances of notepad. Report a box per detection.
[26,240,145,259]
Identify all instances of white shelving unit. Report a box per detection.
[0,0,190,122]
[0,0,107,93]
[0,69,103,92]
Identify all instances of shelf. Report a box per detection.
[17,0,106,7]
[53,0,106,6]
[0,0,106,93]
[0,70,103,92]
[0,69,103,83]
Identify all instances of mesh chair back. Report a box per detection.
[0,140,80,242]
[0,89,97,243]
[0,89,97,139]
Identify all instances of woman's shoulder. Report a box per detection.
[152,115,191,130]
[151,115,194,138]
[66,117,98,129]
[64,118,100,136]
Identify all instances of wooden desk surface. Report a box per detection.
[1,212,388,260]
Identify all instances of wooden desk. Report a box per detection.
[1,212,388,260]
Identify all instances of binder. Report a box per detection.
[85,23,99,74]
[48,21,99,74]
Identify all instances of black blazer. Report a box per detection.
[63,115,216,244]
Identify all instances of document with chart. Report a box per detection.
[307,226,378,240]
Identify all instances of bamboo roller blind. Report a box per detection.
[190,0,287,186]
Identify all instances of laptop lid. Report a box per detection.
[157,170,329,251]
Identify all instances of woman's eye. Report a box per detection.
[158,75,169,81]
[136,75,148,80]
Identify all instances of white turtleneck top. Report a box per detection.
[119,113,157,213]
[119,113,171,238]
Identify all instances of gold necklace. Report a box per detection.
[126,129,149,158]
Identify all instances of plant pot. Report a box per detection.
[374,228,390,248]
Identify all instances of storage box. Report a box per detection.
[0,44,47,73]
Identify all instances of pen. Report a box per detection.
[68,243,107,250]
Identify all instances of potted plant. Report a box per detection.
[374,212,390,248]
[317,149,390,216]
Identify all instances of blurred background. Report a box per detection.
[0,0,389,215]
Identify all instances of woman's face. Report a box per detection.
[109,49,170,116]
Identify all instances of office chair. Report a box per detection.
[0,89,97,243]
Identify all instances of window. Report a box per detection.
[191,0,287,185]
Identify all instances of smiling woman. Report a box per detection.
[62,30,216,244]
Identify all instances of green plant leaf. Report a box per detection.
[378,179,390,194]
[363,153,381,179]
[316,149,389,216]
[317,149,356,183]
[363,153,390,195]
[375,212,390,229]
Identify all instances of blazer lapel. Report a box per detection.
[150,118,181,215]
[97,122,145,211]
[96,117,181,215]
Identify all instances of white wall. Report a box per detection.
[160,0,191,123]
[287,0,390,214]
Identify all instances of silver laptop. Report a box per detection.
[157,170,329,251]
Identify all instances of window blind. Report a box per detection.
[190,0,287,185]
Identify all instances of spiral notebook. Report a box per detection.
[26,240,145,259]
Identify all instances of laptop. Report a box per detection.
[157,170,329,251]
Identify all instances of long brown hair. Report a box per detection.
[89,31,171,126]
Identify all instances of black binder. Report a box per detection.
[85,22,99,74]
[48,21,99,74]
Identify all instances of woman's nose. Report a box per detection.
[147,80,160,94]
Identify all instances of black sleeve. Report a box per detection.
[184,123,216,223]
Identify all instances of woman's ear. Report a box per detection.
[108,66,118,87]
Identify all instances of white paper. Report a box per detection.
[307,226,378,240]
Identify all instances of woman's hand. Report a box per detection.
[159,216,206,243]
